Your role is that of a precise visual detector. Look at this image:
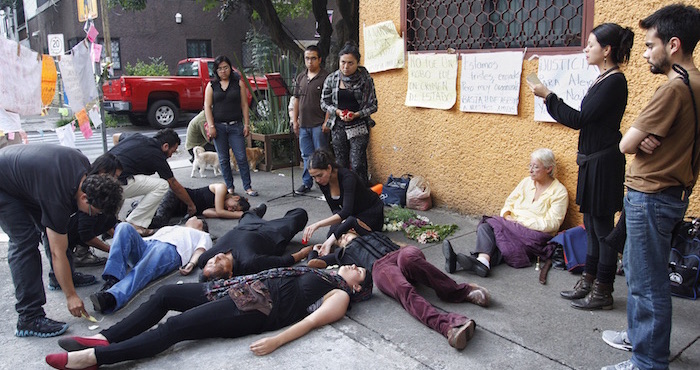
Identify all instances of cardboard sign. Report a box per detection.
[405,53,457,110]
[533,54,599,122]
[459,51,524,115]
[363,20,405,73]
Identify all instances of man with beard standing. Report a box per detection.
[602,4,700,370]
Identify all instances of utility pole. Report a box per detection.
[98,0,111,153]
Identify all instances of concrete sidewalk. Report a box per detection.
[0,159,697,370]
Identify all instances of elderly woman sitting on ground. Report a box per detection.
[443,148,569,283]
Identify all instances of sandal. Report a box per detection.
[245,189,259,197]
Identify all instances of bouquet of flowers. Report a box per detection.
[383,207,457,244]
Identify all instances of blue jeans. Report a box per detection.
[623,189,688,370]
[102,223,181,312]
[299,125,328,188]
[212,122,251,191]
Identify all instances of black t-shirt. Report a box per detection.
[110,133,173,184]
[320,167,382,220]
[198,227,294,276]
[263,272,337,331]
[0,144,89,233]
[68,212,118,247]
[186,186,216,214]
[212,75,243,123]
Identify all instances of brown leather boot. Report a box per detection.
[560,272,595,300]
[570,280,614,310]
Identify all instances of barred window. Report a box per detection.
[405,0,593,53]
[187,39,212,58]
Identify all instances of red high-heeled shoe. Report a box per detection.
[58,336,109,352]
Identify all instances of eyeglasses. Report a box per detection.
[217,66,230,72]
[528,164,542,171]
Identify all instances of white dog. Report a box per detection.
[191,146,221,178]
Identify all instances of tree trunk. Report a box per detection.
[312,0,332,66]
[249,0,304,62]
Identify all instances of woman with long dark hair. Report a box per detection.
[204,55,258,197]
[529,23,634,310]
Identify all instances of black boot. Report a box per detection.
[571,280,614,310]
[560,272,595,300]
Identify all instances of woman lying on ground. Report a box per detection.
[443,148,569,283]
[45,265,367,369]
[148,182,250,229]
[302,149,384,244]
[307,218,491,350]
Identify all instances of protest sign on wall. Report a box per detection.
[0,37,42,116]
[405,53,457,110]
[534,54,599,122]
[363,20,404,73]
[59,41,99,114]
[459,51,524,115]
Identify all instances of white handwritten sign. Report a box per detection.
[459,51,523,115]
[0,37,42,116]
[363,20,404,73]
[59,41,99,114]
[534,54,599,122]
[405,53,457,110]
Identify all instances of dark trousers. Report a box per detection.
[331,124,369,186]
[149,190,185,229]
[474,222,503,265]
[583,213,617,284]
[373,246,470,336]
[0,190,47,321]
[239,208,309,253]
[96,283,266,365]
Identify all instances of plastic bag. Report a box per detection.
[406,176,432,211]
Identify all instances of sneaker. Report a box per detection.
[295,184,311,194]
[74,245,107,267]
[90,292,117,313]
[601,360,639,370]
[100,275,120,292]
[49,272,97,291]
[602,330,632,351]
[15,316,68,338]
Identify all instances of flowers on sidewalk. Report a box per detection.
[383,207,458,244]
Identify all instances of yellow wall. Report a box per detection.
[359,0,700,229]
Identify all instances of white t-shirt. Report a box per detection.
[146,226,212,266]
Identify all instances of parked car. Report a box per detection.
[102,58,269,128]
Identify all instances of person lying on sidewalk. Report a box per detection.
[146,182,250,229]
[307,217,490,350]
[46,265,368,369]
[199,207,313,281]
[443,148,568,284]
[89,216,212,314]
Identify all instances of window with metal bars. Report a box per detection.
[404,0,593,53]
[186,39,212,58]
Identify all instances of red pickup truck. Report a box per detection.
[102,58,268,128]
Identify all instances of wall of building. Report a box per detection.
[27,0,249,75]
[359,0,700,229]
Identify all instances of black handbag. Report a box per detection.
[669,218,700,300]
[380,174,411,207]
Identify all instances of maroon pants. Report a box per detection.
[372,246,471,337]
